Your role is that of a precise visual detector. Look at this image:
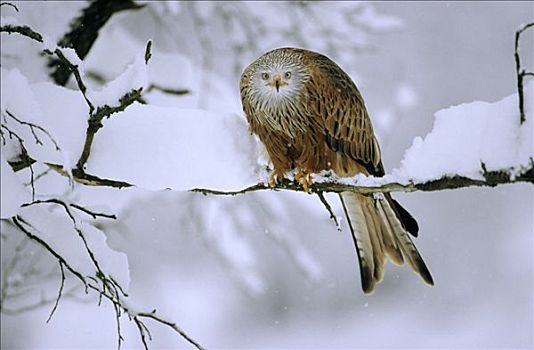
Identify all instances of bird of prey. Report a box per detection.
[239,47,433,294]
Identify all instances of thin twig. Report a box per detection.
[5,110,60,150]
[146,84,190,96]
[514,22,534,124]
[1,124,35,200]
[46,261,65,323]
[137,311,205,350]
[69,203,117,220]
[144,40,152,64]
[45,48,95,113]
[316,191,341,231]
[134,317,150,350]
[0,2,19,12]
[12,216,88,288]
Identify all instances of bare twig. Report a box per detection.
[1,124,35,199]
[136,311,205,350]
[146,84,190,96]
[69,203,117,220]
[45,48,95,113]
[144,40,152,64]
[134,317,151,350]
[46,261,65,323]
[0,2,18,12]
[4,110,60,150]
[12,216,88,288]
[22,199,117,220]
[514,22,534,124]
[316,191,341,231]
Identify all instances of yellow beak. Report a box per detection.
[267,73,287,92]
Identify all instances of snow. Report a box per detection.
[31,81,89,168]
[0,154,30,218]
[0,68,62,164]
[147,50,193,92]
[86,53,148,107]
[87,103,259,191]
[60,47,83,67]
[397,82,533,182]
[18,204,130,290]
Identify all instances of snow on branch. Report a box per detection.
[1,20,202,349]
[47,0,145,85]
[2,20,532,198]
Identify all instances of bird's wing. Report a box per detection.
[239,67,258,131]
[305,53,382,175]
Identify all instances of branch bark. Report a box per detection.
[42,159,533,194]
[515,22,534,124]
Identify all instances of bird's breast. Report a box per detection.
[255,103,309,140]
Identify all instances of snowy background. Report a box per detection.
[1,1,533,349]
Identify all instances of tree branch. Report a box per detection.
[514,22,534,124]
[0,2,19,12]
[10,215,204,350]
[191,165,534,196]
[47,0,145,85]
[45,261,65,323]
[34,159,532,194]
[136,311,206,350]
[0,24,43,42]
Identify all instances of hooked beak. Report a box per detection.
[274,74,281,92]
[267,73,287,92]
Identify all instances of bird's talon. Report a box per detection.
[268,171,284,188]
[295,170,313,193]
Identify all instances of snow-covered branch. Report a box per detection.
[39,161,534,195]
[47,0,145,85]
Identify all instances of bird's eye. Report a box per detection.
[284,71,292,79]
[261,72,270,80]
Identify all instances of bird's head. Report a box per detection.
[241,48,310,107]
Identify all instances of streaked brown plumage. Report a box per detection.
[240,47,433,293]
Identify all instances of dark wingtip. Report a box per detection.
[361,269,376,294]
[391,198,419,237]
[415,256,434,286]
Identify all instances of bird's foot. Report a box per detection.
[268,170,285,188]
[295,169,313,193]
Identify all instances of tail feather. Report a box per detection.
[340,193,376,293]
[388,195,419,237]
[375,199,405,266]
[340,191,433,294]
[381,197,434,286]
[360,199,385,282]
